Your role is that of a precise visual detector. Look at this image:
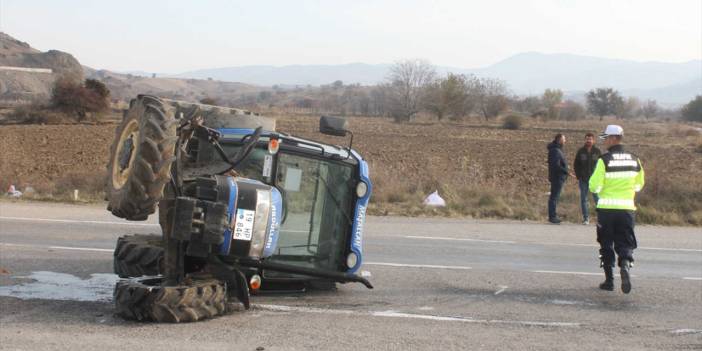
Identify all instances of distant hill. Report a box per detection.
[84,68,259,102]
[175,63,392,86]
[0,32,83,102]
[0,32,260,105]
[174,53,701,106]
[458,52,701,105]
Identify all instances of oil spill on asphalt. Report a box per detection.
[0,271,118,302]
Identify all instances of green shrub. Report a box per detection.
[502,115,523,130]
[681,95,702,122]
[51,77,110,121]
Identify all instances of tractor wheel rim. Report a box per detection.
[112,119,139,189]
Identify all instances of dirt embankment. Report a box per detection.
[0,124,114,190]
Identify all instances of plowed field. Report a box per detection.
[1,116,701,224]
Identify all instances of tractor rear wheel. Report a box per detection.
[106,95,177,221]
[114,276,226,323]
[113,235,164,278]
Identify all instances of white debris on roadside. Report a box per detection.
[423,190,446,207]
[6,184,22,198]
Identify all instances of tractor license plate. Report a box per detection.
[233,209,255,241]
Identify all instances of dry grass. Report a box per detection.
[2,172,106,203]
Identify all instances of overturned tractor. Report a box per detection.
[107,95,372,322]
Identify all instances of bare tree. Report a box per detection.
[542,89,563,119]
[476,78,509,120]
[559,100,587,121]
[423,73,475,121]
[640,99,659,119]
[370,86,389,117]
[617,96,641,119]
[586,87,624,120]
[385,59,436,122]
[512,96,544,116]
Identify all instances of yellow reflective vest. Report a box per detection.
[589,144,645,211]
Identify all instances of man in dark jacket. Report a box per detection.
[573,133,602,225]
[547,134,571,224]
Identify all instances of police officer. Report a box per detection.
[589,125,645,294]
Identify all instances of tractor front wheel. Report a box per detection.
[106,95,177,221]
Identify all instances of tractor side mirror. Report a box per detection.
[319,116,348,137]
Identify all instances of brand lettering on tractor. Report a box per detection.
[354,205,366,248]
[265,203,278,250]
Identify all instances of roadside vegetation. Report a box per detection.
[4,76,115,124]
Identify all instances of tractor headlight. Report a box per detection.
[248,189,271,258]
[356,182,368,198]
[346,252,358,269]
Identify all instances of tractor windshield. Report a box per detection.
[270,152,355,273]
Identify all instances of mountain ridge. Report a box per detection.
[2,31,699,106]
[171,53,700,104]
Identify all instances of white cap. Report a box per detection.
[599,125,623,139]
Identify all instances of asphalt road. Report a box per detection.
[0,201,701,350]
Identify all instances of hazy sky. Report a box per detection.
[2,0,700,73]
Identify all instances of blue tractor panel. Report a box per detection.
[172,176,282,260]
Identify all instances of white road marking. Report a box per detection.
[403,235,701,253]
[533,270,636,278]
[1,242,112,253]
[539,242,599,248]
[537,242,702,253]
[364,262,472,270]
[0,216,158,227]
[49,246,114,253]
[254,304,354,315]
[254,304,579,328]
[405,236,516,244]
[638,247,702,253]
[533,270,601,276]
[373,311,579,327]
[494,286,508,295]
[670,329,702,335]
[682,277,702,281]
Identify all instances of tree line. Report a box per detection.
[217,59,700,123]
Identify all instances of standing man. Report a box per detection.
[589,125,645,294]
[573,133,601,225]
[547,134,571,224]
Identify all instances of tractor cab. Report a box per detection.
[181,117,371,288]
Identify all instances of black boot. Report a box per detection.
[620,259,632,294]
[599,265,614,291]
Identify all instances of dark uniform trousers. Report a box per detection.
[596,209,638,267]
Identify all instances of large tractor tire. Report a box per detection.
[114,276,226,323]
[113,235,164,278]
[106,95,177,221]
